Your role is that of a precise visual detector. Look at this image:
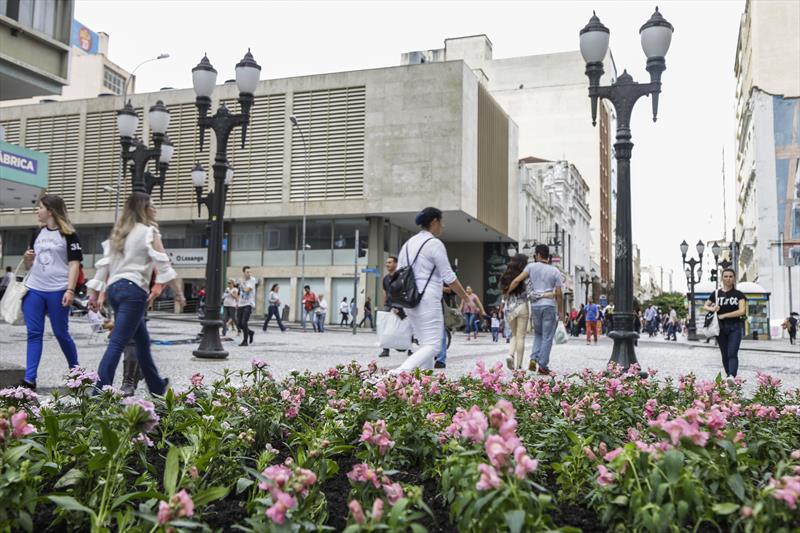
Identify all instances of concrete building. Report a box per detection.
[517,158,593,309]
[0,0,74,100]
[1,20,133,107]
[0,60,519,322]
[733,0,800,334]
[402,35,617,287]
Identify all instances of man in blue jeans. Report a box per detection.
[508,244,563,374]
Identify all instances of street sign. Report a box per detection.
[361,267,379,274]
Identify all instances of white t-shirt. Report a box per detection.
[339,301,349,314]
[0,271,13,289]
[238,277,257,308]
[26,227,83,292]
[491,317,500,328]
[268,291,281,306]
[223,287,239,307]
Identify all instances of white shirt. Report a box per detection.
[223,287,239,307]
[238,277,257,308]
[339,301,349,314]
[316,298,328,315]
[0,271,13,289]
[268,290,280,306]
[524,261,563,308]
[491,317,500,328]
[26,228,73,292]
[397,230,457,301]
[87,224,176,293]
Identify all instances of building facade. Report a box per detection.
[734,0,800,331]
[0,60,519,322]
[401,35,616,287]
[0,0,74,100]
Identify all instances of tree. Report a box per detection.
[645,292,688,319]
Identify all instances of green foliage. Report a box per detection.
[646,292,690,318]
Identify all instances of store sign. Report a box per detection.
[167,249,207,266]
[0,141,48,209]
[70,20,99,54]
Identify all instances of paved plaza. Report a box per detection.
[0,314,797,394]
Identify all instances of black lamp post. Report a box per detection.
[680,239,705,341]
[580,7,673,369]
[190,50,261,360]
[116,100,175,198]
[580,267,596,303]
[710,241,722,290]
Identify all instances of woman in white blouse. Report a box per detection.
[393,207,470,373]
[87,193,185,394]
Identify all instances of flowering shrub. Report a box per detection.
[0,361,797,532]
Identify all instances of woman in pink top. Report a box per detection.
[460,286,486,340]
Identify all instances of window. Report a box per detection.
[304,219,332,266]
[264,222,297,266]
[333,219,368,265]
[4,0,57,38]
[103,68,125,95]
[161,225,206,249]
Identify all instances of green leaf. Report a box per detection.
[727,473,746,501]
[612,495,628,506]
[44,414,59,439]
[410,524,427,533]
[54,468,85,489]
[100,421,119,455]
[48,495,96,517]
[192,486,229,507]
[4,443,33,463]
[663,450,684,484]
[712,502,740,515]
[717,439,737,462]
[111,490,162,510]
[236,477,254,494]
[164,446,180,496]
[504,510,525,533]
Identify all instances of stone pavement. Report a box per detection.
[0,315,797,394]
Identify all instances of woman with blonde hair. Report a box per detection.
[222,278,239,337]
[19,194,83,389]
[88,192,185,394]
[501,254,530,370]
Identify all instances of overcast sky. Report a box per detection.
[75,0,744,293]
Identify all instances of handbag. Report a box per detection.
[376,310,412,350]
[388,238,436,309]
[0,260,28,326]
[702,290,720,338]
[554,321,569,345]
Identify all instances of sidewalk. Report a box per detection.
[637,333,798,355]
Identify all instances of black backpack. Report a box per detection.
[389,238,436,308]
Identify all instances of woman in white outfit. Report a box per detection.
[393,208,470,373]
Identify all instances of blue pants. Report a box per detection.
[464,312,476,336]
[717,322,742,377]
[97,280,166,394]
[263,304,286,331]
[314,313,325,332]
[491,327,499,342]
[435,325,447,364]
[530,306,557,369]
[22,288,79,383]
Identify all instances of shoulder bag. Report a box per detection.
[0,260,29,326]
[389,237,436,308]
[702,289,720,338]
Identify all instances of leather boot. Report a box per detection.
[121,360,139,397]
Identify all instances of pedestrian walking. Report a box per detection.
[379,256,401,357]
[508,244,563,374]
[339,297,350,326]
[490,311,501,342]
[236,267,257,346]
[782,312,797,344]
[315,294,328,332]
[87,193,185,394]
[585,297,600,344]
[359,296,374,328]
[461,286,486,340]
[500,254,529,370]
[703,268,747,385]
[667,307,678,341]
[222,279,239,337]
[391,207,469,373]
[301,286,318,332]
[18,194,83,390]
[262,283,288,332]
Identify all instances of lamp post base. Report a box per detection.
[193,318,229,359]
[608,312,639,370]
[687,328,699,342]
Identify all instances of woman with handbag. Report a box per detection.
[87,193,185,394]
[391,207,470,373]
[703,268,746,385]
[500,254,530,370]
[18,194,83,390]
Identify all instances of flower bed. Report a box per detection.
[0,361,798,532]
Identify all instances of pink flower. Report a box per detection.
[189,466,199,479]
[347,463,381,489]
[10,411,34,438]
[627,428,641,442]
[791,450,800,461]
[251,358,268,369]
[173,489,194,518]
[383,481,404,504]
[371,498,384,521]
[770,475,800,510]
[266,491,297,524]
[513,447,538,479]
[461,406,489,443]
[476,463,502,490]
[190,373,204,387]
[740,506,753,518]
[583,446,597,461]
[157,501,172,524]
[359,420,395,456]
[426,412,447,423]
[596,465,615,487]
[348,499,366,524]
[485,435,511,468]
[260,464,292,492]
[604,447,624,462]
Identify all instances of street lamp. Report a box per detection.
[579,7,673,369]
[191,49,261,359]
[580,267,596,303]
[680,239,704,341]
[289,115,311,329]
[115,99,175,200]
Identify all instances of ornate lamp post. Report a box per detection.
[190,50,261,359]
[116,100,174,198]
[580,267,597,304]
[680,239,705,341]
[579,7,674,369]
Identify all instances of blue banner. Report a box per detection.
[71,20,99,54]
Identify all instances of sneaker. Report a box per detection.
[726,376,736,387]
[434,361,446,369]
[238,341,248,347]
[506,357,515,371]
[528,360,537,372]
[379,350,390,358]
[19,379,36,391]
[249,331,254,344]
[537,366,550,376]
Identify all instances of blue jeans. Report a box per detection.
[263,304,286,331]
[314,313,325,332]
[530,305,557,369]
[97,280,166,394]
[491,327,499,342]
[22,288,79,383]
[302,309,316,331]
[435,325,447,364]
[717,321,742,377]
[464,312,476,336]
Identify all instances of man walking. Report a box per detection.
[585,296,600,344]
[508,244,563,374]
[302,285,318,332]
[237,267,257,346]
[379,256,399,357]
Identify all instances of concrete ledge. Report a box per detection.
[0,361,25,388]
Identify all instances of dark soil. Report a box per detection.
[395,468,457,533]
[32,501,68,533]
[203,492,249,531]
[320,454,361,531]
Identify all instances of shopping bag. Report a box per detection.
[0,261,28,326]
[554,321,568,345]
[702,312,719,338]
[377,310,412,350]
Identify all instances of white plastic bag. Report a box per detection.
[377,310,412,350]
[702,312,719,338]
[0,261,27,326]
[554,321,568,345]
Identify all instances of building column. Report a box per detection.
[366,217,385,316]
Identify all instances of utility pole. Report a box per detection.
[353,228,359,335]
